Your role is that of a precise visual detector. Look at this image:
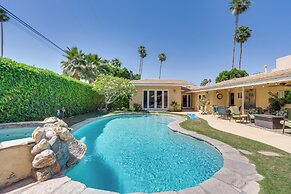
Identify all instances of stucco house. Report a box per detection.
[131,55,291,112]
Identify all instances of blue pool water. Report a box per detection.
[0,127,35,142]
[66,114,223,193]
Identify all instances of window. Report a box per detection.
[238,92,242,99]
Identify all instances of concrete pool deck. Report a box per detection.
[1,113,262,194]
[174,112,291,153]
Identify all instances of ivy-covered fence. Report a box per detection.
[0,58,103,123]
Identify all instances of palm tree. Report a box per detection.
[229,0,252,69]
[61,47,85,80]
[158,53,167,79]
[83,53,106,83]
[138,46,147,77]
[235,26,252,70]
[0,8,10,57]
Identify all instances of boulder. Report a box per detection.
[66,138,87,168]
[51,162,61,174]
[45,129,56,140]
[55,119,68,128]
[53,127,72,141]
[32,127,46,143]
[32,150,56,169]
[42,117,58,124]
[49,136,70,169]
[32,167,53,182]
[31,139,50,155]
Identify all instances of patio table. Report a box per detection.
[254,114,284,129]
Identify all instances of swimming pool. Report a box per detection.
[66,114,223,193]
[0,127,35,142]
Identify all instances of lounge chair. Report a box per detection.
[215,106,230,120]
[229,106,249,122]
[280,108,291,134]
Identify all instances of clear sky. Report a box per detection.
[2,0,291,85]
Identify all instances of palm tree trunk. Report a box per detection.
[139,57,142,75]
[140,58,144,77]
[159,61,162,79]
[239,42,243,70]
[1,22,3,57]
[232,14,239,69]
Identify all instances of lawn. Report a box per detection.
[180,118,291,194]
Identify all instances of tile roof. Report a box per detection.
[131,79,193,86]
[193,68,291,92]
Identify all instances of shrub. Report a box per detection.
[170,101,181,112]
[133,103,143,111]
[0,58,103,123]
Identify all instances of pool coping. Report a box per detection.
[2,113,263,194]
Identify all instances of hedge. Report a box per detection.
[0,58,103,123]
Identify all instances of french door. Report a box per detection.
[143,90,168,110]
[182,94,191,108]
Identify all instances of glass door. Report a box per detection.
[149,91,155,108]
[182,94,191,108]
[157,91,163,108]
[143,90,168,109]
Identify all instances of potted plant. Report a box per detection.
[198,96,209,114]
[170,101,181,112]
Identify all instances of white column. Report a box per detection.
[242,87,245,114]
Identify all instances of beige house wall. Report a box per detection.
[193,83,291,112]
[254,85,291,109]
[0,144,33,187]
[131,86,182,111]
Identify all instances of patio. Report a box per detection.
[176,112,291,153]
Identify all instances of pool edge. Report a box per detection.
[1,113,262,194]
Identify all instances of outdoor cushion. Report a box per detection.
[229,106,241,115]
[280,120,291,128]
[216,106,228,115]
[288,109,291,120]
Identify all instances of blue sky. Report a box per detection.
[2,0,291,85]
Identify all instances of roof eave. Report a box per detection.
[191,76,291,93]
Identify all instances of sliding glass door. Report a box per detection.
[142,90,169,110]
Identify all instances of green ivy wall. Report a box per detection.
[0,58,102,123]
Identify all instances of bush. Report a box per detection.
[215,68,248,83]
[133,103,142,111]
[0,58,103,123]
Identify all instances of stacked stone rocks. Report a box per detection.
[31,117,86,182]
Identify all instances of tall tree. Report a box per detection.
[93,74,137,110]
[0,8,10,57]
[82,53,106,83]
[138,46,147,77]
[158,53,167,79]
[229,0,251,69]
[200,79,212,86]
[235,26,252,70]
[61,47,85,79]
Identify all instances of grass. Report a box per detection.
[180,118,291,194]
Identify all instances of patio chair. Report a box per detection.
[215,106,230,120]
[211,105,218,117]
[229,106,249,122]
[280,108,291,134]
[249,107,263,123]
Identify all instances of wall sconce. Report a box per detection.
[173,89,176,93]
